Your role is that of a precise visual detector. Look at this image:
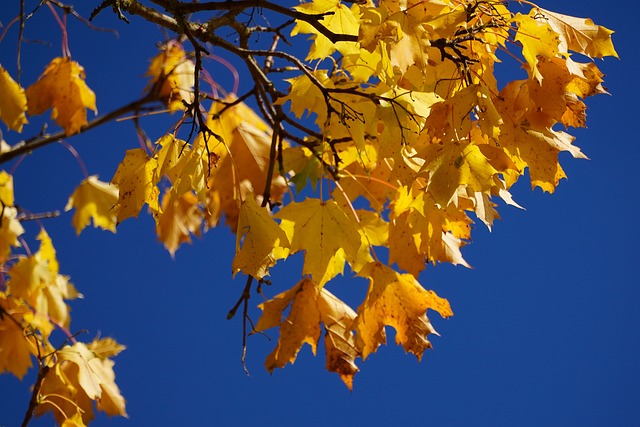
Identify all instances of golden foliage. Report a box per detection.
[1,0,617,418]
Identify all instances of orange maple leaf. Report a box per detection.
[355,262,453,360]
[255,278,360,389]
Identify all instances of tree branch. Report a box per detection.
[0,94,157,165]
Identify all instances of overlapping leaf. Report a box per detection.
[25,57,97,135]
[276,198,361,286]
[255,278,359,389]
[146,42,195,112]
[0,65,28,132]
[232,196,289,279]
[111,148,160,223]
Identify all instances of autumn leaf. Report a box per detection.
[255,278,359,388]
[155,189,202,257]
[66,175,119,234]
[0,172,22,258]
[0,65,28,132]
[0,170,14,206]
[513,13,560,83]
[111,148,160,223]
[276,198,361,286]
[354,262,452,360]
[204,95,288,229]
[496,80,587,192]
[0,295,34,379]
[0,206,24,259]
[36,229,59,276]
[232,196,289,279]
[318,287,360,389]
[154,134,190,184]
[292,0,360,60]
[36,340,127,425]
[25,57,97,135]
[418,140,513,206]
[388,186,471,275]
[146,41,195,112]
[536,8,618,58]
[7,255,52,306]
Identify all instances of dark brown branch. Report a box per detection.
[153,0,359,44]
[0,94,157,165]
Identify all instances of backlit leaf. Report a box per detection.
[232,196,289,279]
[65,176,119,234]
[355,262,452,360]
[0,65,28,132]
[25,57,97,135]
[111,148,160,223]
[276,198,361,286]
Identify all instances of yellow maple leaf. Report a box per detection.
[36,228,59,275]
[0,65,28,132]
[255,278,359,388]
[154,134,190,184]
[537,8,618,59]
[497,80,587,192]
[354,262,452,360]
[7,233,80,329]
[154,189,202,257]
[255,279,322,368]
[0,170,15,206]
[418,140,514,206]
[25,57,97,135]
[34,230,81,327]
[87,336,126,358]
[168,136,209,203]
[388,186,471,275]
[36,340,127,425]
[232,196,289,279]
[65,175,119,234]
[292,0,360,60]
[87,338,128,418]
[7,256,52,305]
[146,41,195,112]
[0,295,35,379]
[111,148,160,223]
[513,13,560,82]
[276,198,361,286]
[0,206,24,259]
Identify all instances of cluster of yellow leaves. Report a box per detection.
[4,0,615,394]
[63,42,286,256]
[0,172,127,425]
[242,0,616,388]
[0,40,198,137]
[0,57,97,136]
[73,2,615,389]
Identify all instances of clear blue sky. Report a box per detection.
[1,1,638,426]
